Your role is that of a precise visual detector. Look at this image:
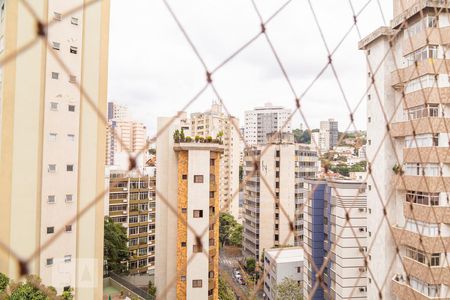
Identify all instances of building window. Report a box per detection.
[53,12,62,21]
[49,133,57,141]
[47,227,54,234]
[182,174,187,180]
[193,210,203,218]
[46,258,54,266]
[210,159,215,166]
[67,134,75,141]
[66,164,74,172]
[69,75,76,83]
[65,194,73,203]
[65,225,72,232]
[48,195,56,204]
[52,42,60,50]
[48,164,56,173]
[68,105,76,112]
[192,280,202,288]
[297,267,301,273]
[209,271,214,278]
[194,175,203,183]
[50,102,58,111]
[181,276,186,281]
[181,242,186,247]
[51,72,59,79]
[193,244,203,253]
[209,238,215,246]
[70,46,78,54]
[64,255,72,263]
[71,17,78,25]
[210,191,215,198]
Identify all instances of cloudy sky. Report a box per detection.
[108,0,393,136]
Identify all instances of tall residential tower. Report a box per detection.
[360,1,450,299]
[0,1,110,298]
[156,114,223,300]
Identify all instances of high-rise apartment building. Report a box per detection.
[155,114,223,300]
[108,102,129,121]
[106,102,147,165]
[303,179,367,300]
[244,103,292,146]
[188,102,241,221]
[107,168,156,275]
[319,119,339,151]
[0,1,110,298]
[242,134,318,260]
[360,1,450,299]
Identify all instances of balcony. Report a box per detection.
[405,87,450,108]
[403,256,450,285]
[390,117,450,137]
[396,175,450,193]
[391,225,450,253]
[392,274,450,300]
[403,202,450,224]
[391,59,450,87]
[402,27,450,56]
[403,147,450,164]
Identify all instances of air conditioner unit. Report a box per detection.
[359,227,365,232]
[358,208,365,212]
[359,287,367,293]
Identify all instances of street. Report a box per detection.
[219,246,264,300]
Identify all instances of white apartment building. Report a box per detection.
[263,247,304,300]
[108,101,129,121]
[242,135,318,261]
[360,1,450,298]
[244,103,292,146]
[188,102,241,221]
[0,1,110,298]
[320,119,339,152]
[105,103,147,165]
[303,179,367,300]
[155,113,222,300]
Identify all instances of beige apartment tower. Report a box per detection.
[107,169,156,275]
[0,1,110,298]
[156,115,222,300]
[360,0,450,299]
[189,102,241,221]
[242,134,318,261]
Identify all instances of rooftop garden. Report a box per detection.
[173,129,223,145]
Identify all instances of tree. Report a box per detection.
[229,224,243,247]
[218,277,235,300]
[245,257,256,274]
[293,129,311,144]
[148,280,156,298]
[61,288,74,300]
[104,217,129,274]
[0,273,9,292]
[239,165,244,183]
[8,275,57,300]
[274,277,303,300]
[173,129,180,143]
[219,213,236,247]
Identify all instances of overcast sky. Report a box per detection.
[107,0,393,136]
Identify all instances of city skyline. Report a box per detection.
[108,0,393,134]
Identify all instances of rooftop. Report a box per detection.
[265,247,304,264]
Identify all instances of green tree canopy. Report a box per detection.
[274,277,303,300]
[293,129,311,144]
[245,257,256,274]
[0,273,9,292]
[104,217,129,274]
[148,280,156,298]
[219,213,242,247]
[218,277,235,300]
